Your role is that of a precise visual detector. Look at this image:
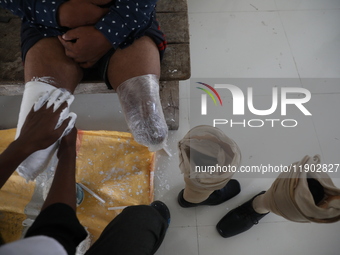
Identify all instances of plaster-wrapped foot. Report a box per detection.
[117,74,168,151]
[15,81,77,181]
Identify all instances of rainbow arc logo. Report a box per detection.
[196,82,223,106]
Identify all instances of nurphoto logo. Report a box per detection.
[195,82,312,128]
[196,82,223,114]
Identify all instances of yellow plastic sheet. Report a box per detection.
[0,129,36,243]
[75,130,155,242]
[0,129,155,244]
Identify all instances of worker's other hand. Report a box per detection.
[57,127,78,159]
[17,102,71,154]
[58,0,111,28]
[58,26,112,68]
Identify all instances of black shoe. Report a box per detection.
[177,179,241,208]
[216,191,268,238]
[150,200,171,227]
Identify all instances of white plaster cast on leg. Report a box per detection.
[116,74,168,151]
[16,81,56,139]
[15,81,76,181]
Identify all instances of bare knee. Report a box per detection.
[24,38,83,93]
[107,36,161,89]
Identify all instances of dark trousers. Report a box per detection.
[25,203,167,255]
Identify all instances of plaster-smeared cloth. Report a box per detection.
[15,82,76,181]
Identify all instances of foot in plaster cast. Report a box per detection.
[216,191,269,238]
[177,180,241,208]
[116,74,168,151]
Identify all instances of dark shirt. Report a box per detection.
[0,0,157,48]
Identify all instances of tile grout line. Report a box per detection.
[195,207,201,255]
[273,5,331,163]
[187,8,340,15]
[188,8,340,14]
[272,3,337,202]
[276,10,302,84]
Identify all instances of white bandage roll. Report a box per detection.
[15,81,76,181]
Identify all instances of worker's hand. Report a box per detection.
[58,0,111,28]
[57,127,78,159]
[17,102,71,154]
[58,26,112,68]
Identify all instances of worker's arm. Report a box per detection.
[41,127,78,211]
[0,102,70,189]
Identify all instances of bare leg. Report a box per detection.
[16,38,81,180]
[24,37,83,92]
[107,36,167,150]
[106,36,160,90]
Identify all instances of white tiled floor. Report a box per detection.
[155,1,340,254]
[0,0,340,254]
